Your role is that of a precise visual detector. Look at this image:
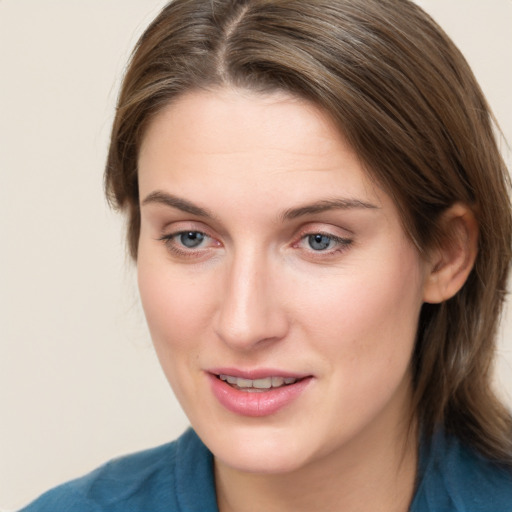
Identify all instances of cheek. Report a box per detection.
[137,255,216,353]
[136,257,216,411]
[301,253,423,433]
[296,247,424,381]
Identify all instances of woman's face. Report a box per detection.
[137,89,430,474]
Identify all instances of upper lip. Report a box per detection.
[207,367,312,380]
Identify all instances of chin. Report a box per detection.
[198,420,317,474]
[217,444,309,475]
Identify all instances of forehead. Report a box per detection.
[141,88,342,156]
[137,88,387,214]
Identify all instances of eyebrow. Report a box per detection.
[281,198,379,220]
[141,191,215,218]
[142,190,379,221]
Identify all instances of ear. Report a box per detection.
[423,203,478,304]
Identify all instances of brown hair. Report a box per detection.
[105,0,512,463]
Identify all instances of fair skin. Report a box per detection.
[136,88,477,512]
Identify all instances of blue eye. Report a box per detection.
[158,229,219,259]
[179,231,206,248]
[308,234,335,251]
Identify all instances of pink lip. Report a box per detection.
[208,367,310,380]
[206,369,313,417]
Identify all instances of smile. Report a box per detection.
[208,371,313,416]
[217,374,298,391]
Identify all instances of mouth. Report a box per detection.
[208,370,313,416]
[216,374,301,392]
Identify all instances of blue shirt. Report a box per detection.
[19,428,512,511]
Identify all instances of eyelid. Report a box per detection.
[294,222,353,242]
[157,223,222,259]
[155,221,353,261]
[292,224,354,257]
[158,230,209,245]
[296,232,352,249]
[157,219,218,241]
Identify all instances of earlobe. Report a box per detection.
[423,203,479,304]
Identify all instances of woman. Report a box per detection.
[20,0,512,510]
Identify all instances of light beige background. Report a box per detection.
[1,1,511,509]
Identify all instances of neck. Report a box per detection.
[215,416,418,512]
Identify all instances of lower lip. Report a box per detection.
[207,374,312,417]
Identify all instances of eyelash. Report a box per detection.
[157,231,215,259]
[157,229,353,260]
[295,232,353,256]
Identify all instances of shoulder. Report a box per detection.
[412,430,512,512]
[443,437,512,510]
[18,428,217,512]
[18,440,178,512]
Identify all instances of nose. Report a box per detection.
[214,248,289,351]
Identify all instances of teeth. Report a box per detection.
[237,378,253,388]
[218,374,298,390]
[271,376,284,387]
[253,377,272,389]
